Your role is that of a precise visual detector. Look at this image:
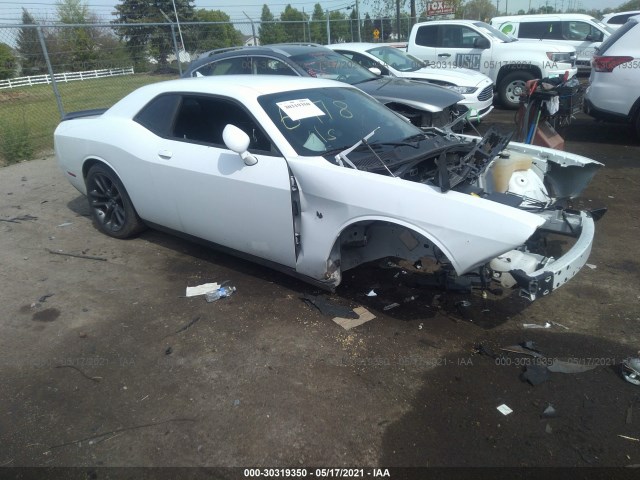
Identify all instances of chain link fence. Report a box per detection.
[0,18,402,164]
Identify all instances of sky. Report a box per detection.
[0,0,633,25]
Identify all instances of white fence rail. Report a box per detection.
[0,67,135,90]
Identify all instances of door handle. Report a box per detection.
[158,150,173,159]
[438,53,451,58]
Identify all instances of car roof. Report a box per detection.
[329,43,386,51]
[602,10,640,20]
[185,44,342,77]
[106,75,353,117]
[492,13,595,22]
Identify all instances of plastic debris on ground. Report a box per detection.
[586,264,597,269]
[501,344,544,358]
[185,282,220,297]
[522,322,551,329]
[521,364,550,385]
[542,404,557,418]
[383,302,400,311]
[496,404,513,416]
[366,289,377,297]
[205,285,236,302]
[301,294,358,318]
[333,306,376,330]
[547,359,598,374]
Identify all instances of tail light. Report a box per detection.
[592,55,633,72]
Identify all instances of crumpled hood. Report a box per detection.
[356,76,464,112]
[407,66,492,87]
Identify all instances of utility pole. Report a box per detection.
[243,11,256,46]
[356,0,361,42]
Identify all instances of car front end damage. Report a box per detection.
[323,128,603,300]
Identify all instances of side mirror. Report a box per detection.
[223,124,258,166]
[369,67,382,76]
[474,37,490,49]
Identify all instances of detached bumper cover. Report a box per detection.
[511,211,595,301]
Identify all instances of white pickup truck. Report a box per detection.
[407,20,578,109]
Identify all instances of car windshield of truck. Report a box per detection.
[366,46,425,72]
[258,87,422,157]
[288,51,377,85]
[473,21,516,42]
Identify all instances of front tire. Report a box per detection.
[85,164,145,239]
[499,71,535,110]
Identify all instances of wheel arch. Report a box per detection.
[324,216,460,281]
[496,65,542,89]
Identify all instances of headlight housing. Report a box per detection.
[446,85,478,94]
[546,52,575,63]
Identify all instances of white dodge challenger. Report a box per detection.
[54,76,603,301]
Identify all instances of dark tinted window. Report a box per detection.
[415,25,438,47]
[192,56,250,76]
[610,13,636,25]
[134,94,180,137]
[519,21,563,40]
[171,95,275,154]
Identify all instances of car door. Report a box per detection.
[436,24,488,73]
[135,93,297,268]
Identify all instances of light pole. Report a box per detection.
[326,5,355,45]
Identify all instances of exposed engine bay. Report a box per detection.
[329,127,604,300]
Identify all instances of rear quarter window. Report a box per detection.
[415,25,438,47]
[134,94,181,137]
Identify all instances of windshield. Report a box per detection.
[288,51,378,85]
[473,21,515,42]
[365,46,425,72]
[592,18,616,35]
[258,87,422,157]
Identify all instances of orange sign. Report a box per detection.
[373,28,380,40]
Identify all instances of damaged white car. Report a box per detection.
[54,76,603,301]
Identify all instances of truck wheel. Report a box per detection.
[499,71,535,110]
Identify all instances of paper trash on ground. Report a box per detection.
[186,283,220,297]
[333,307,376,330]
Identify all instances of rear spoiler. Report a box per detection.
[62,108,108,121]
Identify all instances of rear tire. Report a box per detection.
[499,71,535,110]
[85,164,145,239]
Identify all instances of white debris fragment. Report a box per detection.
[585,263,597,269]
[497,404,513,416]
[366,289,377,297]
[186,282,220,297]
[522,322,551,329]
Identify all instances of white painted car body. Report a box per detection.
[328,43,494,120]
[54,76,602,300]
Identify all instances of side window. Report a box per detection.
[564,21,592,41]
[171,95,275,154]
[415,25,438,47]
[460,26,482,47]
[134,94,181,137]
[193,57,251,77]
[253,56,296,75]
[341,51,387,74]
[520,21,563,40]
[611,14,634,25]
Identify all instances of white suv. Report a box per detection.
[601,11,640,30]
[583,15,640,138]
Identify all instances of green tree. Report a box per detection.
[460,0,496,21]
[16,9,46,76]
[310,4,326,44]
[259,4,286,44]
[0,43,17,80]
[615,0,640,11]
[113,0,195,70]
[51,0,101,71]
[363,13,374,42]
[280,5,305,42]
[191,9,243,52]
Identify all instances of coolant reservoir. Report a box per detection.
[491,151,533,193]
[490,250,541,289]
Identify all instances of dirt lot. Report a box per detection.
[1,109,639,475]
